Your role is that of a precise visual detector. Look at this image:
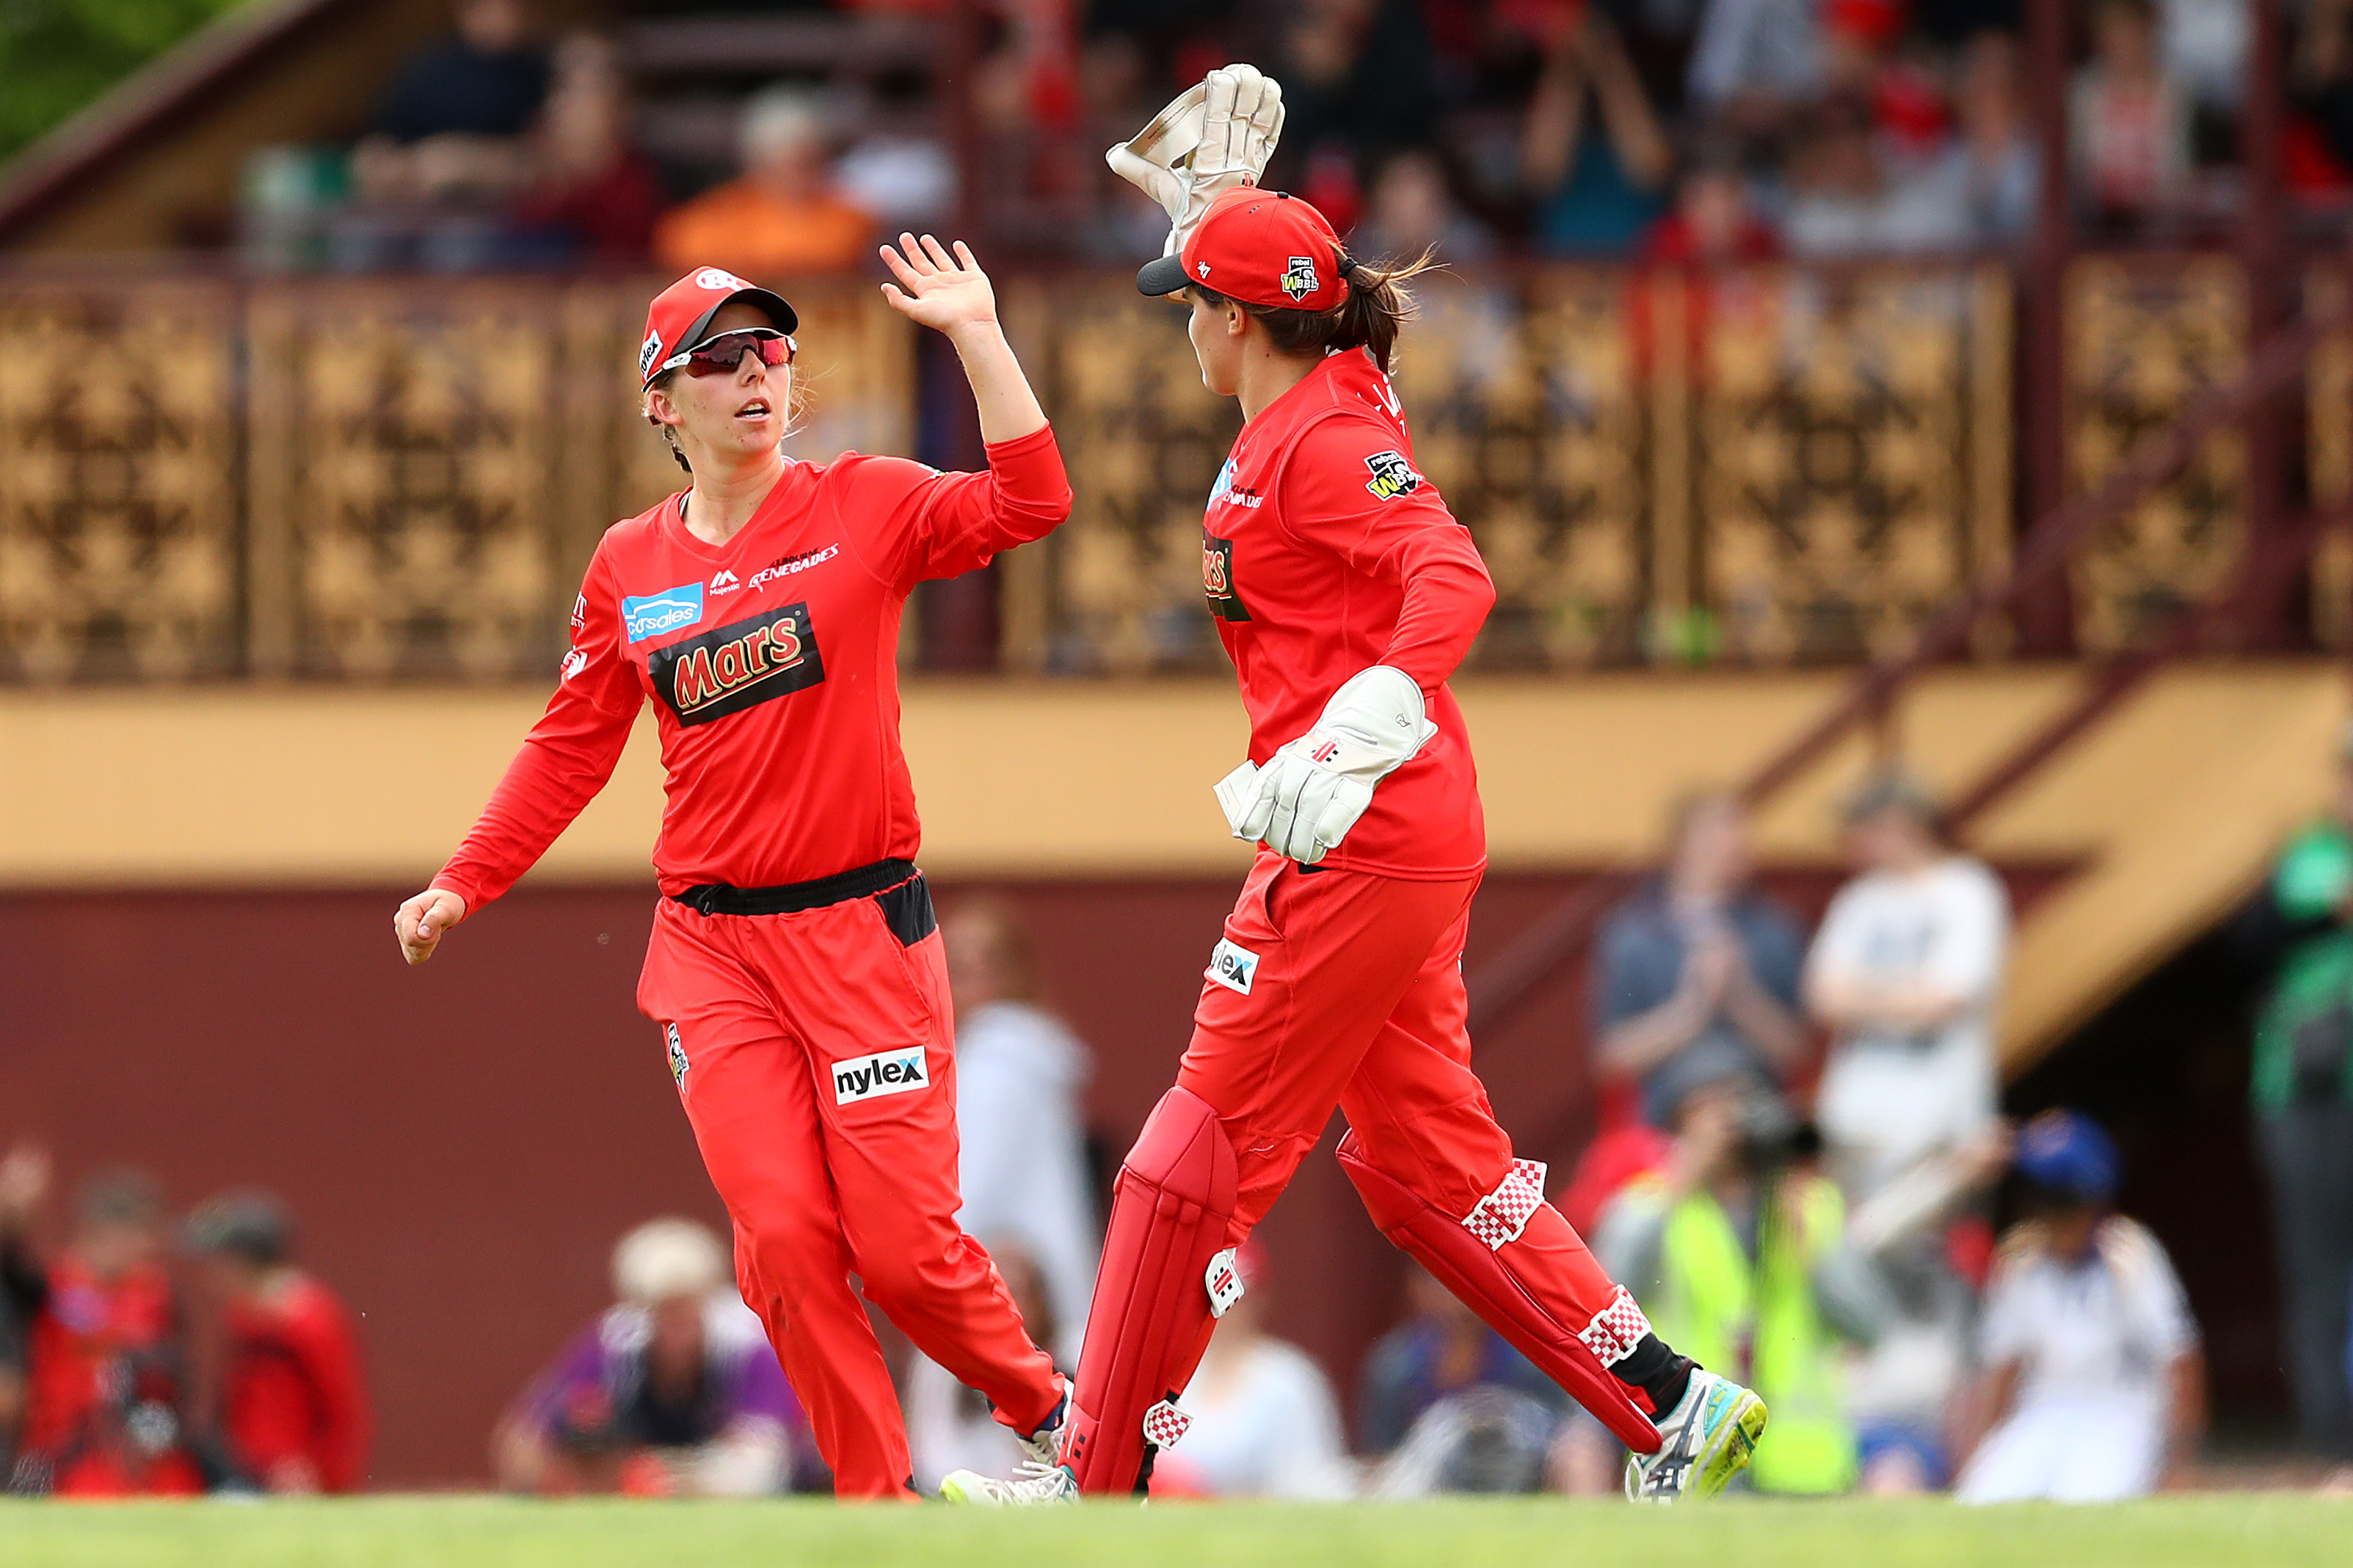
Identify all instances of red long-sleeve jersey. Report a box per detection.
[220,1275,371,1492]
[434,427,1072,906]
[1201,348,1496,879]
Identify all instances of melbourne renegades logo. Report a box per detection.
[647,602,825,726]
[1201,532,1250,623]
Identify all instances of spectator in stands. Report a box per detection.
[1520,5,1675,258]
[1805,769,2010,1492]
[186,1191,370,1495]
[2156,0,2247,120]
[1640,139,1781,264]
[1574,1066,1883,1495]
[1592,790,1810,1131]
[1275,0,1444,231]
[1916,30,2039,244]
[2070,0,2192,224]
[2294,0,2353,192]
[1954,1111,2205,1501]
[2236,729,2353,1461]
[0,1150,203,1496]
[350,0,548,222]
[1806,770,2009,1202]
[653,87,875,278]
[1359,1264,1565,1462]
[1781,92,1970,255]
[492,1218,801,1496]
[905,1241,1057,1495]
[1686,0,1826,135]
[939,897,1097,1366]
[508,32,665,263]
[1148,1245,1352,1498]
[1352,150,1496,266]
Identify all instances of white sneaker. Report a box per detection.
[1623,1369,1767,1503]
[939,1460,1078,1505]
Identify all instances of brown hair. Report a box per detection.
[1191,245,1441,375]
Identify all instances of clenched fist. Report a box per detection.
[393,888,469,965]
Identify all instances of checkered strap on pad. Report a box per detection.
[1461,1159,1548,1250]
[1142,1400,1191,1449]
[1577,1285,1651,1368]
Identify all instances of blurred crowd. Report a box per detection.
[231,0,2353,276]
[12,765,2353,1498]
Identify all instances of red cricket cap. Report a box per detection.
[639,266,799,387]
[1136,186,1352,311]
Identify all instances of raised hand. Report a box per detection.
[879,235,1000,338]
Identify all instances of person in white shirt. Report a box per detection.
[1146,1244,1353,1500]
[1805,770,2011,1491]
[1956,1111,2205,1502]
[1805,771,2010,1202]
[906,1243,1056,1495]
[939,897,1099,1365]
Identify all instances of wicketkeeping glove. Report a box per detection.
[1106,63,1285,258]
[1222,666,1437,865]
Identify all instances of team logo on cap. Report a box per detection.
[1363,450,1424,500]
[694,268,751,293]
[639,329,663,377]
[1280,256,1317,302]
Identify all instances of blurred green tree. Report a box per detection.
[0,0,250,161]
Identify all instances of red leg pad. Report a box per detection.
[1063,1086,1238,1495]
[1338,1132,1662,1454]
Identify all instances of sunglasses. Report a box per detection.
[662,328,796,378]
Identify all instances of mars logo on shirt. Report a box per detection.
[1201,532,1251,623]
[647,602,826,726]
[1363,450,1423,500]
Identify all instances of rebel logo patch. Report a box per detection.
[1201,532,1250,623]
[647,602,824,726]
[1281,255,1317,302]
[1363,450,1423,500]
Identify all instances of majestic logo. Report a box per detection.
[1201,532,1250,623]
[709,569,741,597]
[666,1022,688,1090]
[748,543,840,593]
[1281,255,1317,302]
[1362,449,1424,500]
[647,602,824,727]
[639,330,663,377]
[695,267,751,293]
[622,582,705,643]
[832,1047,929,1106]
[1207,937,1259,996]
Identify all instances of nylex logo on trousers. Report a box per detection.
[1207,938,1259,995]
[832,1047,929,1106]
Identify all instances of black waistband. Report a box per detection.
[671,858,917,917]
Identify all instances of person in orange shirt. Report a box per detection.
[655,87,875,277]
[188,1192,371,1494]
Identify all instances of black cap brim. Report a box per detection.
[1136,254,1190,298]
[684,286,800,351]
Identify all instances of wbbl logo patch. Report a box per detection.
[1362,449,1423,500]
[1207,938,1259,996]
[666,1022,688,1090]
[1281,255,1317,302]
[832,1047,929,1106]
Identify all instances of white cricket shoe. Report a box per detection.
[938,1461,1078,1505]
[1623,1369,1768,1502]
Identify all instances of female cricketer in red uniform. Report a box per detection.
[393,240,1071,1500]
[945,188,1768,1504]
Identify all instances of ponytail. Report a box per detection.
[1193,245,1442,375]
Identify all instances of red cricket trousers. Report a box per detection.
[636,875,1060,1499]
[1175,852,1623,1363]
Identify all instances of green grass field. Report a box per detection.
[1,1495,2345,1568]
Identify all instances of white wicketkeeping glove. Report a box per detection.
[1105,62,1285,258]
[1218,666,1437,865]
